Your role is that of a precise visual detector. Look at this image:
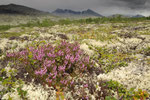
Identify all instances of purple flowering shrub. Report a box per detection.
[6,41,93,88]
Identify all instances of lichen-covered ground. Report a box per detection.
[0,18,150,100]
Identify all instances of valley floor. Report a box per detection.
[0,18,150,100]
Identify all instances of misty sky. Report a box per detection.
[0,0,150,16]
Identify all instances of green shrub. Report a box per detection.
[0,25,12,31]
[0,63,27,99]
[90,46,129,73]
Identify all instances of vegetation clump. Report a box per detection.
[6,41,93,88]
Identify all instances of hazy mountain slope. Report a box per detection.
[132,14,145,18]
[0,3,49,15]
[52,8,103,17]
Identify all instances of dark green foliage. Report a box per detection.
[0,25,12,31]
[0,66,27,99]
[90,46,129,73]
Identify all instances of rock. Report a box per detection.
[21,36,29,40]
[118,32,137,38]
[9,36,20,40]
[57,34,69,40]
[0,48,2,55]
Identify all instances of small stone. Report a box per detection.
[22,36,29,40]
[57,34,69,40]
[9,36,20,40]
[0,48,2,55]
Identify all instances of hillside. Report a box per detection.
[0,3,49,15]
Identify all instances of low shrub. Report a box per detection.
[0,63,27,99]
[0,25,12,31]
[90,46,129,73]
[6,41,93,89]
[103,80,149,100]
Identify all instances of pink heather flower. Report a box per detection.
[36,52,45,61]
[68,64,71,68]
[24,61,28,64]
[33,49,38,54]
[53,75,56,79]
[70,56,75,63]
[32,54,36,59]
[7,53,15,57]
[47,52,53,57]
[75,56,79,61]
[58,50,61,56]
[77,50,82,54]
[61,41,67,46]
[46,78,52,83]
[52,60,55,64]
[70,80,74,85]
[64,80,68,85]
[29,47,35,52]
[43,59,48,67]
[35,70,40,75]
[84,84,88,88]
[47,52,55,58]
[66,47,70,53]
[65,54,70,60]
[35,67,47,76]
[19,50,27,56]
[84,56,90,63]
[64,60,68,65]
[58,66,66,72]
[52,54,56,58]
[85,67,87,70]
[58,50,64,56]
[53,71,57,79]
[46,60,52,67]
[73,46,78,51]
[82,64,85,68]
[60,80,64,84]
[86,96,89,100]
[53,66,57,71]
[48,73,53,77]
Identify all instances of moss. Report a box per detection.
[0,32,22,38]
[0,25,12,31]
[91,46,131,73]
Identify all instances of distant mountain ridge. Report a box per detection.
[132,14,145,18]
[52,8,103,17]
[0,3,49,15]
[108,14,145,18]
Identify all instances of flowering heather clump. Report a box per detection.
[6,41,93,88]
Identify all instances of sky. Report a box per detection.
[0,0,150,16]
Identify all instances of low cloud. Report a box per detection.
[116,0,148,9]
[0,0,150,16]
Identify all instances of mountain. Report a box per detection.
[108,14,145,18]
[108,14,130,18]
[52,9,103,17]
[132,14,145,18]
[0,3,49,15]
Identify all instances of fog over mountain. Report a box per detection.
[0,0,150,16]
